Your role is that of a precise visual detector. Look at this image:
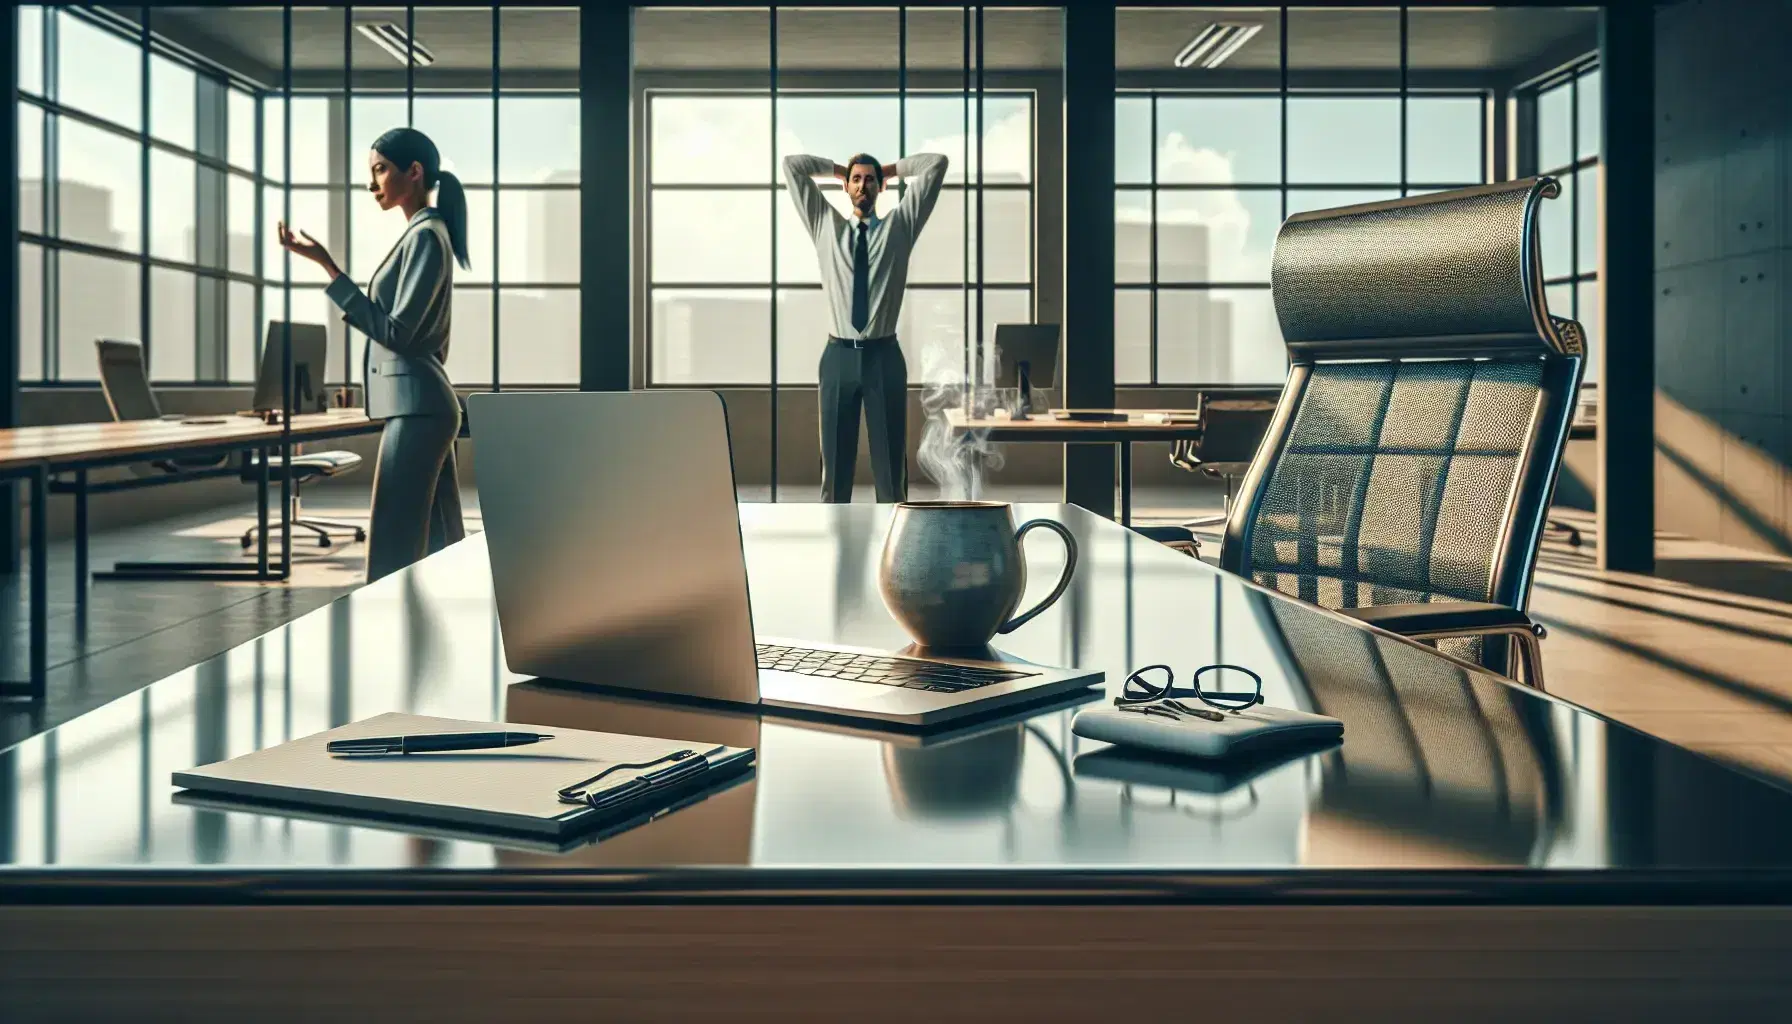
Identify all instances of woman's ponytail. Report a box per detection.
[371,126,471,270]
[433,169,470,271]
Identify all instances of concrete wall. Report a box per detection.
[1653,0,1792,554]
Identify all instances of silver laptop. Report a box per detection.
[467,390,1103,726]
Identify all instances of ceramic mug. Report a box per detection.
[877,501,1078,650]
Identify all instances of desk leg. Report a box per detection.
[73,470,88,616]
[30,468,45,695]
[1119,442,1133,528]
[96,449,285,583]
[2,468,49,700]
[256,446,270,577]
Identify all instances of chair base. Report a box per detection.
[1546,518,1583,546]
[241,517,367,551]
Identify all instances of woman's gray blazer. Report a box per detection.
[325,207,458,420]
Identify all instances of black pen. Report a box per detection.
[327,731,555,756]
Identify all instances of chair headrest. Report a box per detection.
[1270,177,1581,362]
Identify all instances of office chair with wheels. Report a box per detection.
[1209,179,1585,689]
[1135,390,1279,556]
[95,339,232,476]
[1544,385,1599,548]
[237,450,367,551]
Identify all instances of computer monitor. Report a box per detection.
[992,323,1060,419]
[251,321,329,414]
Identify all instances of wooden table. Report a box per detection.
[946,408,1209,526]
[0,410,382,700]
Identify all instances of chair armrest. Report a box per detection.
[1336,601,1540,638]
[1130,525,1202,558]
[1131,524,1197,544]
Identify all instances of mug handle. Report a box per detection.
[996,519,1079,635]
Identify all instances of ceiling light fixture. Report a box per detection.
[356,22,436,67]
[1173,22,1262,69]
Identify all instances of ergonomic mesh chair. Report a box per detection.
[1210,178,1585,688]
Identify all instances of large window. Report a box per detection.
[17,6,258,383]
[262,91,581,387]
[1532,61,1601,383]
[1115,91,1487,385]
[16,5,581,387]
[645,91,1035,386]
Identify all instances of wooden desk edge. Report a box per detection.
[4,904,1792,1019]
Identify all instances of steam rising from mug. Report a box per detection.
[914,319,1003,499]
[371,126,471,271]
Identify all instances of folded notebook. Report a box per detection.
[171,711,755,842]
[1074,734,1342,795]
[1072,702,1342,761]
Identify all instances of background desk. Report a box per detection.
[0,411,381,698]
[4,504,1792,1016]
[947,410,1207,525]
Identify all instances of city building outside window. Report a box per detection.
[1115,90,1487,385]
[645,91,1034,387]
[15,5,581,387]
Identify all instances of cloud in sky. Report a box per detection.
[914,109,1031,181]
[1126,132,1272,283]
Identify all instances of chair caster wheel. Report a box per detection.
[355,529,367,542]
[318,537,332,549]
[240,536,253,550]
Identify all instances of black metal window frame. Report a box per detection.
[261,85,582,389]
[20,4,582,389]
[640,86,1037,390]
[1525,58,1600,351]
[254,5,580,390]
[1115,85,1489,387]
[18,5,263,386]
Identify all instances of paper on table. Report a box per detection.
[172,711,728,835]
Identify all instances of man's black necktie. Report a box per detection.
[850,221,870,334]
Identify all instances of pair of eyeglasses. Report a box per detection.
[1116,663,1263,720]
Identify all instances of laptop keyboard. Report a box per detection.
[755,644,1035,694]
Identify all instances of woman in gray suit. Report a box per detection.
[276,127,468,582]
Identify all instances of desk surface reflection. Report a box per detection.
[5,503,1792,904]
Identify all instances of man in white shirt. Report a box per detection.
[783,150,949,502]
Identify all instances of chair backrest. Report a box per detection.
[95,339,162,421]
[1191,389,1279,471]
[1219,178,1584,622]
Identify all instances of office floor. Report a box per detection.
[6,488,1792,797]
[1160,507,1792,794]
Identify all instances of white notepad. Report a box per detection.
[172,711,755,839]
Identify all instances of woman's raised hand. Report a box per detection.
[276,221,341,279]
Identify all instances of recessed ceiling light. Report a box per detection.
[356,22,436,67]
[1174,23,1262,69]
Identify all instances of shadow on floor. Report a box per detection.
[1654,558,1792,605]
